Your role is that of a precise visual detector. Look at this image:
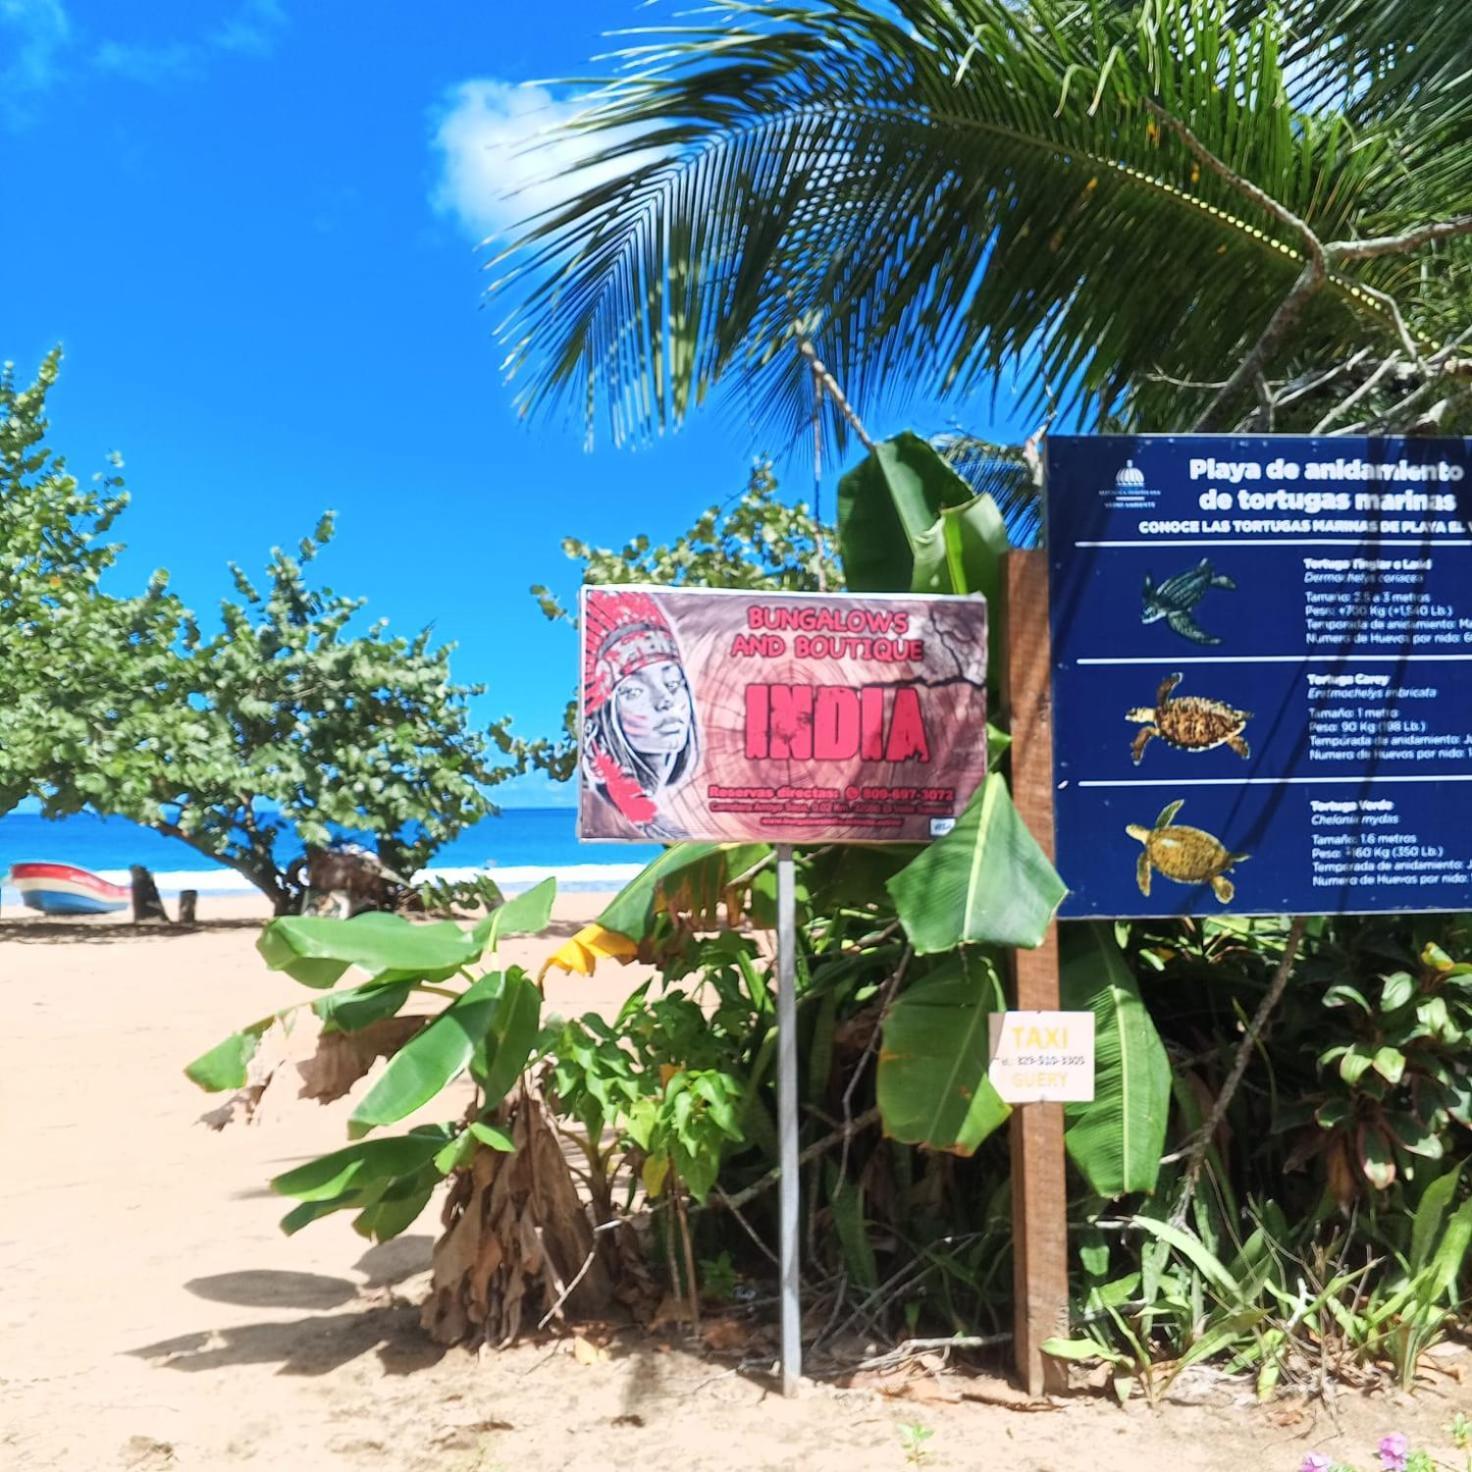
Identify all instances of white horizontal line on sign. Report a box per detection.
[1072,539,1472,547]
[1077,775,1472,787]
[1075,655,1472,664]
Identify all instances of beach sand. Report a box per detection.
[1,897,1464,1471]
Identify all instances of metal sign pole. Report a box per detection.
[775,842,801,1396]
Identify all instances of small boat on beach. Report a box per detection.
[8,862,131,916]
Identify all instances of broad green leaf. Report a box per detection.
[876,951,1010,1155]
[1360,1127,1396,1190]
[352,1170,439,1242]
[348,974,506,1135]
[472,876,557,951]
[910,492,1008,605]
[1372,1046,1406,1086]
[469,1120,516,1152]
[1339,1046,1374,1086]
[259,911,483,987]
[312,980,413,1032]
[280,1192,363,1236]
[1380,971,1416,1011]
[1039,1336,1129,1367]
[184,1016,273,1091]
[888,774,1065,953]
[469,968,542,1108]
[1061,925,1170,1198]
[1324,983,1371,1013]
[271,1128,453,1202]
[837,432,976,591]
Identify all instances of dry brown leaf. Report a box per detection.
[650,1294,695,1330]
[878,1375,963,1406]
[296,1016,424,1103]
[701,1317,752,1353]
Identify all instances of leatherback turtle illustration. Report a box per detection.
[1141,558,1236,644]
[1126,799,1248,904]
[1126,673,1252,764]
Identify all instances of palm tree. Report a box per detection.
[496,0,1472,446]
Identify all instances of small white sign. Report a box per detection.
[987,1011,1096,1104]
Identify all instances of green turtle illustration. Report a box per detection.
[1126,799,1248,904]
[1141,558,1236,645]
[1126,672,1252,764]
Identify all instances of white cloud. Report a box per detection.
[0,0,70,120]
[430,79,650,244]
[93,0,286,83]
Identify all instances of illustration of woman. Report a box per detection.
[582,590,700,839]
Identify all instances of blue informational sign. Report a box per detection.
[1047,435,1472,918]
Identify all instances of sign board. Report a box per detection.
[987,1011,1095,1103]
[577,586,988,843]
[1047,435,1472,917]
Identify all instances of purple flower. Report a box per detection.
[1300,1455,1333,1472]
[1379,1434,1409,1472]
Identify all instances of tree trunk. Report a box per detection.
[421,1089,615,1346]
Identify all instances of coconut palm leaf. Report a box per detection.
[496,0,1470,446]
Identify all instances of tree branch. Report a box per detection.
[1171,917,1308,1228]
[1328,215,1472,262]
[1194,261,1325,431]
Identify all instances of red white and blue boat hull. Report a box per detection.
[9,862,131,916]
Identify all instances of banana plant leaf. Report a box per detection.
[1061,925,1171,1198]
[258,911,488,988]
[837,431,977,591]
[877,950,1010,1155]
[887,775,1065,953]
[544,841,769,976]
[348,969,539,1137]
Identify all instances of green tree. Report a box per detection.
[0,348,186,822]
[497,0,1472,442]
[138,515,519,911]
[515,458,839,780]
[2,349,518,909]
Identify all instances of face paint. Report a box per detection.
[612,660,693,754]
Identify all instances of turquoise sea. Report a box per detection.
[0,807,660,900]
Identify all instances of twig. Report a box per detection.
[1313,352,1401,434]
[535,1219,621,1331]
[807,344,830,593]
[716,1106,881,1212]
[1171,917,1309,1227]
[839,946,911,1182]
[853,1332,1012,1373]
[675,1180,702,1334]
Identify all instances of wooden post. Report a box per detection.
[129,864,169,923]
[1002,549,1070,1397]
[179,889,198,925]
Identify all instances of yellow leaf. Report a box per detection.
[539,923,638,980]
[642,1151,671,1198]
[658,1063,681,1089]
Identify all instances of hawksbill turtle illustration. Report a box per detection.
[1141,558,1236,645]
[1126,673,1252,764]
[1126,799,1248,904]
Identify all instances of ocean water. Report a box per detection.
[0,807,659,901]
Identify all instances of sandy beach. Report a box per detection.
[1,897,1464,1472]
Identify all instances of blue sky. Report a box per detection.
[1,0,1037,805]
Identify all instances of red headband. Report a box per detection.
[583,589,680,715]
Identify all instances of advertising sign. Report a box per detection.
[1048,434,1472,918]
[577,586,989,844]
[987,1011,1096,1104]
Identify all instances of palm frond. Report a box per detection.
[496,0,1466,445]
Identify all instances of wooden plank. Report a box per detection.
[1001,549,1070,1397]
